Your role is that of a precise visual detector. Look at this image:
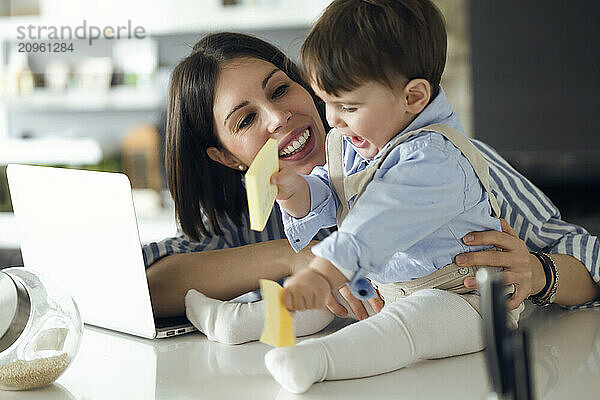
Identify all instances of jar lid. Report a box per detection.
[0,271,31,353]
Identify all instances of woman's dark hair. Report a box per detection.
[301,0,446,99]
[166,32,327,241]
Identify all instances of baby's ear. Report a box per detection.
[404,79,432,114]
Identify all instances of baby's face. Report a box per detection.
[311,80,413,160]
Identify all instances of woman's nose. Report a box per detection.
[266,107,292,133]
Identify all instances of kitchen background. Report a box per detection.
[0,0,598,267]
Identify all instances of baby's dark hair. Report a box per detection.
[300,0,446,98]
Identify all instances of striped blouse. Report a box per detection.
[142,140,600,309]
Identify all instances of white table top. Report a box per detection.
[3,305,600,399]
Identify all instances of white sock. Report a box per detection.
[265,289,484,394]
[185,290,335,345]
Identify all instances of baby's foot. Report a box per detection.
[264,340,327,394]
[185,289,262,344]
[185,289,335,345]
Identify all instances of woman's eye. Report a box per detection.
[272,84,289,98]
[238,113,256,130]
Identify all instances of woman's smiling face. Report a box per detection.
[211,57,327,175]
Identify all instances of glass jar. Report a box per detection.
[0,267,83,391]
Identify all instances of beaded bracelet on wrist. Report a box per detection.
[530,251,552,298]
[530,252,559,307]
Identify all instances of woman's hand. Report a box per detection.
[455,219,547,309]
[325,284,385,320]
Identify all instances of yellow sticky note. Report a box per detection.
[259,279,295,348]
[245,138,279,231]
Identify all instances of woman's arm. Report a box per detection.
[457,219,600,308]
[146,239,317,317]
[546,253,600,305]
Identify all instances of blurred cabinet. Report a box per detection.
[0,0,331,166]
[122,124,162,193]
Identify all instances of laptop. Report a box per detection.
[6,164,196,339]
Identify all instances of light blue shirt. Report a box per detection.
[282,88,501,283]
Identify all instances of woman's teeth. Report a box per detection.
[279,129,310,157]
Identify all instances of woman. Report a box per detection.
[144,32,600,320]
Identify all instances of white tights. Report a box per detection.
[184,289,375,345]
[264,289,484,394]
[185,290,334,345]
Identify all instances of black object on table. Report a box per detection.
[478,269,533,400]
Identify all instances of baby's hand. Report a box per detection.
[271,167,310,218]
[282,268,331,312]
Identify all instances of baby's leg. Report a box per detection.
[265,289,483,394]
[185,290,335,345]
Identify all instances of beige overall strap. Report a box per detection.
[325,128,349,222]
[326,128,385,223]
[420,124,500,218]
